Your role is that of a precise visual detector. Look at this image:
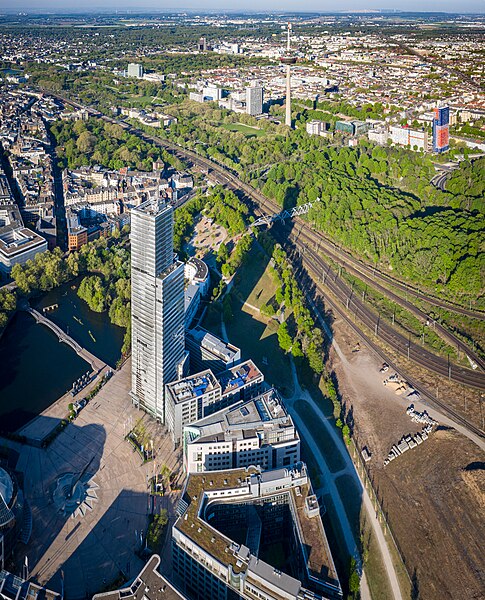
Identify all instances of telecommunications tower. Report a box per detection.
[280,22,296,128]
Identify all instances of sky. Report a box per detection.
[1,0,485,13]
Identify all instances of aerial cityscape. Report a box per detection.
[0,7,483,600]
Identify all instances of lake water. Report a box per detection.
[0,280,125,433]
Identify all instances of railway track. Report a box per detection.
[290,224,485,372]
[289,253,485,441]
[45,92,485,397]
[283,232,485,390]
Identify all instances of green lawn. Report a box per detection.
[231,247,277,309]
[334,474,362,538]
[300,437,323,489]
[222,123,266,137]
[293,399,346,473]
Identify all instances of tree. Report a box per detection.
[76,131,96,154]
[78,275,106,312]
[348,557,360,597]
[277,322,293,352]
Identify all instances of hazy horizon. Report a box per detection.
[2,2,485,15]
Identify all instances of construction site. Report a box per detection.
[326,311,485,600]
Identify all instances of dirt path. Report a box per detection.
[284,361,403,600]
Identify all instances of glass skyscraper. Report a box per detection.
[130,198,185,422]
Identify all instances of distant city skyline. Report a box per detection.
[1,1,485,13]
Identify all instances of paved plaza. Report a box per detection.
[8,359,182,599]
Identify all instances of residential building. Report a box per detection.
[183,388,300,473]
[130,199,185,422]
[127,63,144,79]
[186,326,241,374]
[172,463,342,600]
[433,105,450,153]
[165,360,264,444]
[245,85,263,116]
[66,212,88,251]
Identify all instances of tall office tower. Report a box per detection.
[127,63,144,79]
[198,37,207,52]
[131,199,185,422]
[245,84,263,116]
[433,105,450,153]
[280,22,296,128]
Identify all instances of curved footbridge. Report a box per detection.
[23,306,106,372]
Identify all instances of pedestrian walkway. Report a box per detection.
[284,360,403,600]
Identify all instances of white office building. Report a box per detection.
[127,63,144,79]
[165,360,264,445]
[245,85,263,116]
[183,388,300,473]
[390,125,428,151]
[130,199,185,421]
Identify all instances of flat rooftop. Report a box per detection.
[174,464,340,596]
[187,388,295,444]
[218,360,262,396]
[166,369,220,405]
[186,257,208,281]
[132,197,171,217]
[0,226,47,257]
[92,555,186,600]
[187,325,240,363]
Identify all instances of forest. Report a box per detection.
[162,102,484,303]
[9,232,132,355]
[50,118,181,172]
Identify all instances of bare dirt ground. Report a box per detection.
[186,214,227,263]
[328,313,485,600]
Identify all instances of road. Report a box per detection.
[431,170,450,191]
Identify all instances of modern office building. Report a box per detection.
[433,105,450,153]
[368,127,389,145]
[127,63,144,79]
[172,463,342,600]
[186,325,241,374]
[130,199,185,422]
[0,173,47,275]
[184,257,210,328]
[306,120,330,136]
[335,120,354,135]
[183,388,300,473]
[165,360,264,444]
[92,554,186,600]
[390,125,428,151]
[335,120,370,136]
[0,571,60,600]
[0,467,30,568]
[245,85,263,116]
